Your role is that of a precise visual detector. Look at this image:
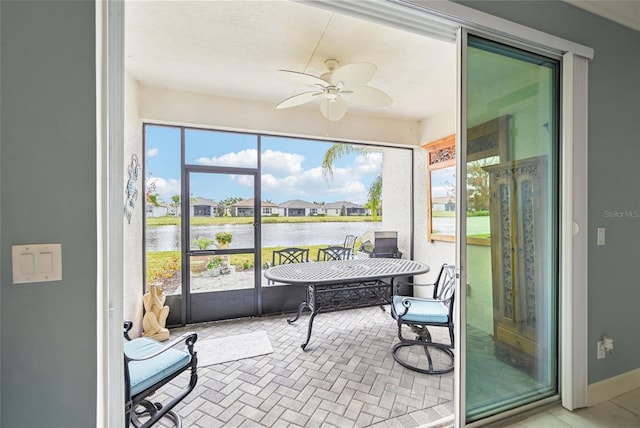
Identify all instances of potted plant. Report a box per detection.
[215,232,233,270]
[215,231,233,248]
[192,236,214,251]
[206,256,221,277]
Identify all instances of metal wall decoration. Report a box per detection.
[124,153,141,224]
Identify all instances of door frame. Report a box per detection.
[99,1,592,426]
[181,166,260,324]
[457,28,569,426]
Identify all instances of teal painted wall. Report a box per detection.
[457,0,640,385]
[0,1,97,426]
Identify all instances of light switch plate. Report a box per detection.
[12,243,62,283]
[597,227,605,246]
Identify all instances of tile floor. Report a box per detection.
[493,388,640,428]
[147,306,639,427]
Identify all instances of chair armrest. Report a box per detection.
[125,332,198,362]
[123,321,133,340]
[399,295,447,308]
[393,281,436,297]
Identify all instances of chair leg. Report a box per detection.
[131,399,182,428]
[392,325,454,374]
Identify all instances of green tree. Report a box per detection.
[467,159,492,212]
[367,174,382,221]
[321,144,382,217]
[147,193,160,207]
[170,194,180,216]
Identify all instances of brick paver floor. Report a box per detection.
[148,305,455,427]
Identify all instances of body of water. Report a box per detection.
[146,222,385,252]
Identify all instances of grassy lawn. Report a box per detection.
[146,244,355,282]
[147,215,378,226]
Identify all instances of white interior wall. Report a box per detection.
[419,108,456,143]
[138,85,422,146]
[123,72,144,331]
[381,147,413,256]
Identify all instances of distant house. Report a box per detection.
[432,196,455,212]
[190,197,216,217]
[324,201,367,216]
[279,199,323,216]
[146,203,169,217]
[231,198,283,217]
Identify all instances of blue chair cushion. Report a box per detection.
[125,337,191,396]
[393,296,449,324]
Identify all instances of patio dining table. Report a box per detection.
[264,257,429,350]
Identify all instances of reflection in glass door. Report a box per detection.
[184,170,258,323]
[463,34,560,422]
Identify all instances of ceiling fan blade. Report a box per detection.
[320,96,348,121]
[347,86,393,107]
[330,63,376,88]
[278,70,328,88]
[276,91,320,109]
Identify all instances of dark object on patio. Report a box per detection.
[124,321,198,428]
[359,230,402,258]
[317,246,352,261]
[271,247,310,266]
[391,263,456,374]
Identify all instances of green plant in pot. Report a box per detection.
[215,232,233,269]
[192,236,214,251]
[206,256,222,277]
[215,232,233,248]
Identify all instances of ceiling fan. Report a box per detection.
[276,59,393,121]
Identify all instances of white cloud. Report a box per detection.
[231,174,254,188]
[261,149,304,175]
[353,151,382,175]
[262,163,374,205]
[147,147,159,158]
[196,149,258,168]
[147,177,180,201]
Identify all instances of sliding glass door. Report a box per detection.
[460,33,560,423]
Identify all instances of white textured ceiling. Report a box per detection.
[124,0,457,122]
[125,1,638,124]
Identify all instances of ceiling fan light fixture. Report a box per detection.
[276,59,392,121]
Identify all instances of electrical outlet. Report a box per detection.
[597,340,606,359]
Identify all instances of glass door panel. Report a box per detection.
[463,34,559,422]
[185,170,257,322]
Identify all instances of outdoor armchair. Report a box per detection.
[391,263,456,374]
[270,247,310,266]
[317,246,352,261]
[124,321,198,428]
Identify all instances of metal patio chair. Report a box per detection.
[270,247,310,266]
[124,321,198,428]
[391,263,456,374]
[317,246,352,261]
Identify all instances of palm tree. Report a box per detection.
[367,174,382,221]
[147,193,160,207]
[322,144,382,220]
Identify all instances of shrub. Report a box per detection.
[192,236,214,250]
[215,231,233,246]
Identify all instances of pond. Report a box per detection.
[145,222,386,252]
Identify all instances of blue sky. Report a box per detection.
[144,125,382,205]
